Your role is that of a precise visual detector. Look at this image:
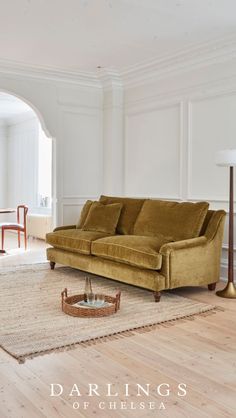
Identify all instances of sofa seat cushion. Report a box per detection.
[46,229,109,255]
[134,199,209,241]
[91,234,172,270]
[99,195,145,235]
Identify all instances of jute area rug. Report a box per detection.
[0,264,216,362]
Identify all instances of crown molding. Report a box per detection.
[120,34,236,87]
[1,34,236,90]
[0,58,101,88]
[97,68,123,91]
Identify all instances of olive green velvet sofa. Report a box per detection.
[46,195,226,302]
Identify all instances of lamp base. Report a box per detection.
[216,282,236,298]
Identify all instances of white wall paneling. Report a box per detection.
[186,91,236,280]
[124,60,236,280]
[2,44,236,278]
[187,92,236,202]
[61,108,103,199]
[0,74,103,226]
[0,123,7,207]
[61,196,98,225]
[7,116,39,212]
[221,213,236,281]
[102,85,124,195]
[62,204,84,226]
[124,102,183,199]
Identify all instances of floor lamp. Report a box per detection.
[216,149,236,298]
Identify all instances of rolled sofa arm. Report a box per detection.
[204,210,226,242]
[159,210,226,289]
[159,236,208,256]
[53,224,76,232]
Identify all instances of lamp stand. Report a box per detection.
[216,166,236,298]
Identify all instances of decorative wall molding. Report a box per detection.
[122,194,182,201]
[61,196,99,224]
[2,34,236,92]
[221,258,236,282]
[222,244,236,252]
[124,70,236,280]
[124,101,183,199]
[61,106,101,116]
[61,106,102,200]
[125,97,183,116]
[125,73,236,111]
[187,90,236,201]
[187,100,194,201]
[0,58,101,88]
[57,102,102,111]
[121,34,236,87]
[61,203,81,225]
[63,195,98,200]
[56,88,103,110]
[97,68,123,91]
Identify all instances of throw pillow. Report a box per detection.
[82,202,123,234]
[99,195,145,234]
[76,200,94,229]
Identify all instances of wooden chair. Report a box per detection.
[1,205,28,251]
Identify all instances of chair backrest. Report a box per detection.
[17,205,28,228]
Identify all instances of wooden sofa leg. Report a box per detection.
[50,261,56,270]
[154,291,161,302]
[208,282,216,291]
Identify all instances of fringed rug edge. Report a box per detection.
[1,305,224,364]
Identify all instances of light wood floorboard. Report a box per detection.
[0,238,236,417]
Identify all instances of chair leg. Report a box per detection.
[24,230,27,250]
[154,291,161,302]
[50,261,56,270]
[1,228,4,250]
[18,231,21,248]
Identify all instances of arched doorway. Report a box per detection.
[0,91,56,246]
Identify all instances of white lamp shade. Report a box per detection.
[216,149,236,167]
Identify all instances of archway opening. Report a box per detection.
[0,92,54,253]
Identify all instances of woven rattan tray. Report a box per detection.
[61,288,121,317]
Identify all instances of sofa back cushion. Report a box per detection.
[133,200,209,241]
[82,202,123,234]
[99,195,145,235]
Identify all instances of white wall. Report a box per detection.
[7,115,39,211]
[125,104,181,198]
[1,114,54,221]
[1,49,235,279]
[0,72,103,227]
[0,122,7,207]
[123,57,236,280]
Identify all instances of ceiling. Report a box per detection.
[0,93,33,120]
[0,0,236,72]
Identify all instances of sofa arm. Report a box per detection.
[159,236,208,255]
[53,225,76,232]
[204,210,226,241]
[159,225,224,289]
